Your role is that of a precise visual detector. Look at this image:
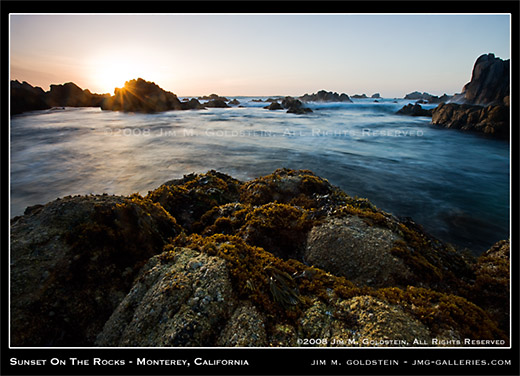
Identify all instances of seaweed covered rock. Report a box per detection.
[101,78,184,113]
[96,248,237,346]
[10,194,182,346]
[466,239,510,333]
[146,170,241,231]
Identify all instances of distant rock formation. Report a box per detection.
[282,96,313,114]
[10,169,509,347]
[10,80,50,115]
[264,102,283,110]
[352,94,368,99]
[300,90,352,103]
[199,94,229,102]
[396,103,433,117]
[101,78,184,113]
[461,53,509,106]
[404,91,452,104]
[229,99,240,105]
[46,82,109,107]
[371,93,381,99]
[431,103,508,138]
[181,98,205,110]
[204,99,230,108]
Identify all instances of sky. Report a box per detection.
[9,14,511,97]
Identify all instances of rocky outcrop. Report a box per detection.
[199,94,229,102]
[203,99,230,108]
[229,99,240,105]
[101,78,184,113]
[46,82,109,107]
[429,54,509,138]
[264,101,283,110]
[180,98,204,110]
[461,53,509,106]
[404,91,452,104]
[396,103,433,117]
[11,169,508,347]
[10,80,50,115]
[371,93,381,99]
[300,90,352,103]
[10,194,182,346]
[281,96,313,114]
[10,80,109,115]
[352,94,367,99]
[431,102,509,138]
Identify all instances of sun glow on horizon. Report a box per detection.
[88,54,159,94]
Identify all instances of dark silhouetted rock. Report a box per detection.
[46,82,110,108]
[352,94,368,99]
[10,80,50,115]
[396,103,433,117]
[181,98,205,110]
[461,53,509,106]
[300,90,352,103]
[199,94,229,102]
[281,97,312,114]
[264,102,283,110]
[204,99,230,108]
[229,99,240,105]
[371,93,381,99]
[431,102,509,139]
[101,78,184,113]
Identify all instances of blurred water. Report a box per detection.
[10,98,510,255]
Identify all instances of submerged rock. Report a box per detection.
[10,169,509,347]
[264,101,283,110]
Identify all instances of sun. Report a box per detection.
[89,55,151,94]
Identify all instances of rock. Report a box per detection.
[229,99,240,105]
[371,93,381,99]
[10,194,182,346]
[10,169,508,347]
[264,101,283,110]
[305,216,413,287]
[181,98,204,110]
[96,248,238,346]
[101,78,184,113]
[467,239,510,333]
[396,103,433,117]
[252,99,264,102]
[300,90,352,103]
[461,53,509,106]
[10,80,50,115]
[431,102,509,138]
[198,94,229,102]
[281,96,313,114]
[203,99,230,108]
[351,94,367,99]
[46,82,109,107]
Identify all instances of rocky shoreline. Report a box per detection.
[11,169,509,347]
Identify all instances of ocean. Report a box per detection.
[10,97,510,255]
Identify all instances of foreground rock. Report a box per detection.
[300,90,352,103]
[10,194,181,346]
[281,97,313,114]
[11,169,508,346]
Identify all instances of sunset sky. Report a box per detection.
[9,14,510,97]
